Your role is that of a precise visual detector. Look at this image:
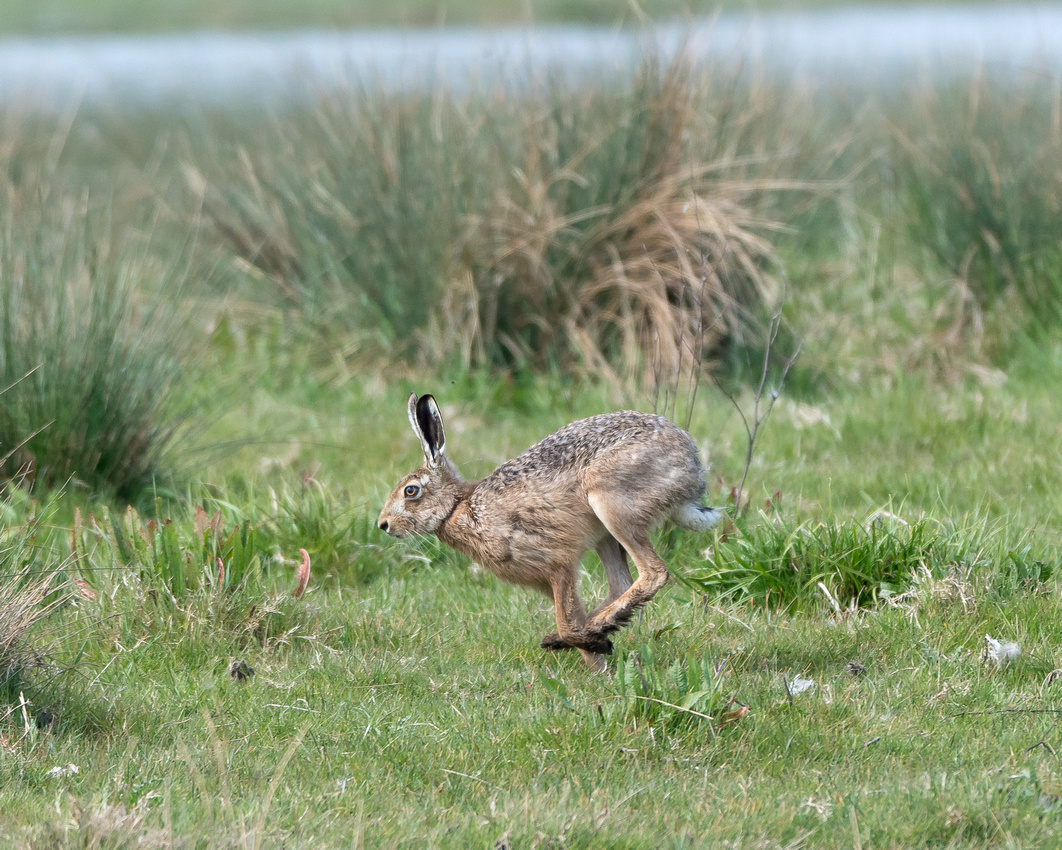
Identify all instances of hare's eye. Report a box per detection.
[403,483,422,499]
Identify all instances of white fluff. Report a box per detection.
[985,635,1021,665]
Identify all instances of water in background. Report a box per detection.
[2,5,1061,107]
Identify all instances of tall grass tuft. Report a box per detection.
[0,188,194,500]
[468,58,788,384]
[691,513,1045,610]
[192,55,788,383]
[892,72,1062,341]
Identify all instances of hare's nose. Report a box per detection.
[379,520,390,533]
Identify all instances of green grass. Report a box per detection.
[0,0,1002,36]
[2,368,1062,846]
[0,0,705,34]
[4,50,1062,848]
[5,508,1062,847]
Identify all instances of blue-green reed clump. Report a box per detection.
[610,642,735,731]
[891,73,1062,335]
[0,195,192,500]
[65,480,397,610]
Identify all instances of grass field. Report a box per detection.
[0,0,1017,36]
[3,51,1062,847]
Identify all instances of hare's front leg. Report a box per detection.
[547,565,612,669]
[541,536,631,651]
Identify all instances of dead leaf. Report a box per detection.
[293,548,311,598]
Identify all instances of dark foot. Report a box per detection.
[583,634,614,655]
[540,631,613,655]
[540,632,574,651]
[586,601,647,638]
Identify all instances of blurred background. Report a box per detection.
[0,0,852,34]
[2,0,1060,502]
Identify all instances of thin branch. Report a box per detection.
[595,694,720,729]
[0,419,54,469]
[0,363,43,397]
[718,310,800,517]
[1026,719,1059,755]
[947,709,1062,719]
[645,247,677,422]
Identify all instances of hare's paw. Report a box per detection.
[540,632,574,651]
[541,630,613,655]
[574,632,614,655]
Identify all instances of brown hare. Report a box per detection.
[378,393,724,670]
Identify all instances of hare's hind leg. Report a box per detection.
[583,491,670,640]
[541,536,632,651]
[596,534,634,606]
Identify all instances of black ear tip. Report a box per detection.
[413,393,445,457]
[416,393,438,418]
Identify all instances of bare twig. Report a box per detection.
[681,224,717,433]
[716,311,800,517]
[595,694,721,728]
[1025,719,1058,755]
[0,419,54,469]
[0,363,43,397]
[674,179,725,432]
[947,709,1062,719]
[627,694,719,726]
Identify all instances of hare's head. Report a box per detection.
[378,393,466,538]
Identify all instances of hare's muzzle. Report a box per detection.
[378,509,403,536]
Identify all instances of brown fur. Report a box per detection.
[379,393,723,670]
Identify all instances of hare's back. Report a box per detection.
[486,411,702,490]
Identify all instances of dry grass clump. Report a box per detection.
[461,60,784,384]
[192,55,793,384]
[0,571,58,688]
[0,500,64,691]
[459,59,790,384]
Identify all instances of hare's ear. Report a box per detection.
[407,393,446,468]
